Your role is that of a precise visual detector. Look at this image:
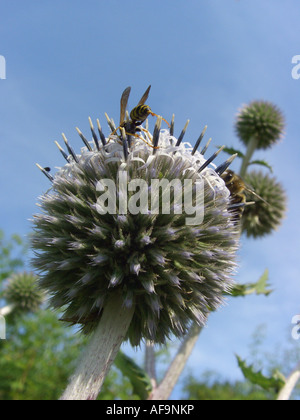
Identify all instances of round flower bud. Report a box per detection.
[235,101,285,150]
[4,272,44,314]
[242,170,287,238]
[32,119,240,346]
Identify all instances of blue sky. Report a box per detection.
[1,0,300,398]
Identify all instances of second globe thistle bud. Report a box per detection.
[235,101,285,150]
[4,272,44,314]
[242,171,287,238]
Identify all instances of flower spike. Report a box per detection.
[200,137,212,156]
[36,163,54,182]
[54,140,70,162]
[175,120,190,146]
[198,145,225,172]
[62,133,79,163]
[215,153,238,175]
[170,114,175,137]
[88,117,100,151]
[152,116,162,153]
[76,127,93,151]
[96,119,107,146]
[105,112,116,132]
[120,127,128,161]
[192,125,207,155]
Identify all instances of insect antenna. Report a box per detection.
[244,186,269,205]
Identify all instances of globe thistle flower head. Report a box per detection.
[242,171,287,238]
[235,101,285,150]
[4,271,44,314]
[32,98,240,346]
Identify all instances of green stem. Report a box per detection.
[60,293,135,400]
[239,136,258,178]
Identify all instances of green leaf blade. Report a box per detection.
[236,355,285,393]
[248,159,273,173]
[229,269,273,297]
[114,351,152,400]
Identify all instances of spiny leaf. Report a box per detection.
[236,355,286,392]
[229,269,273,297]
[114,351,152,399]
[255,269,272,295]
[249,159,273,173]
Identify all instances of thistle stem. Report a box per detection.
[0,304,15,317]
[148,322,202,400]
[277,362,300,401]
[144,341,157,389]
[239,136,258,178]
[60,293,135,400]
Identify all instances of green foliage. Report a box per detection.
[0,310,85,400]
[181,325,300,400]
[98,366,140,400]
[182,372,276,400]
[248,159,273,173]
[0,229,136,400]
[229,269,273,297]
[0,230,25,290]
[114,351,152,400]
[0,309,140,400]
[236,356,286,393]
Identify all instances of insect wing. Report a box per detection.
[120,87,131,125]
[137,85,151,106]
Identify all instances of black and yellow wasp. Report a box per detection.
[109,85,169,147]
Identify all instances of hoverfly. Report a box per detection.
[221,169,268,220]
[109,85,169,148]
